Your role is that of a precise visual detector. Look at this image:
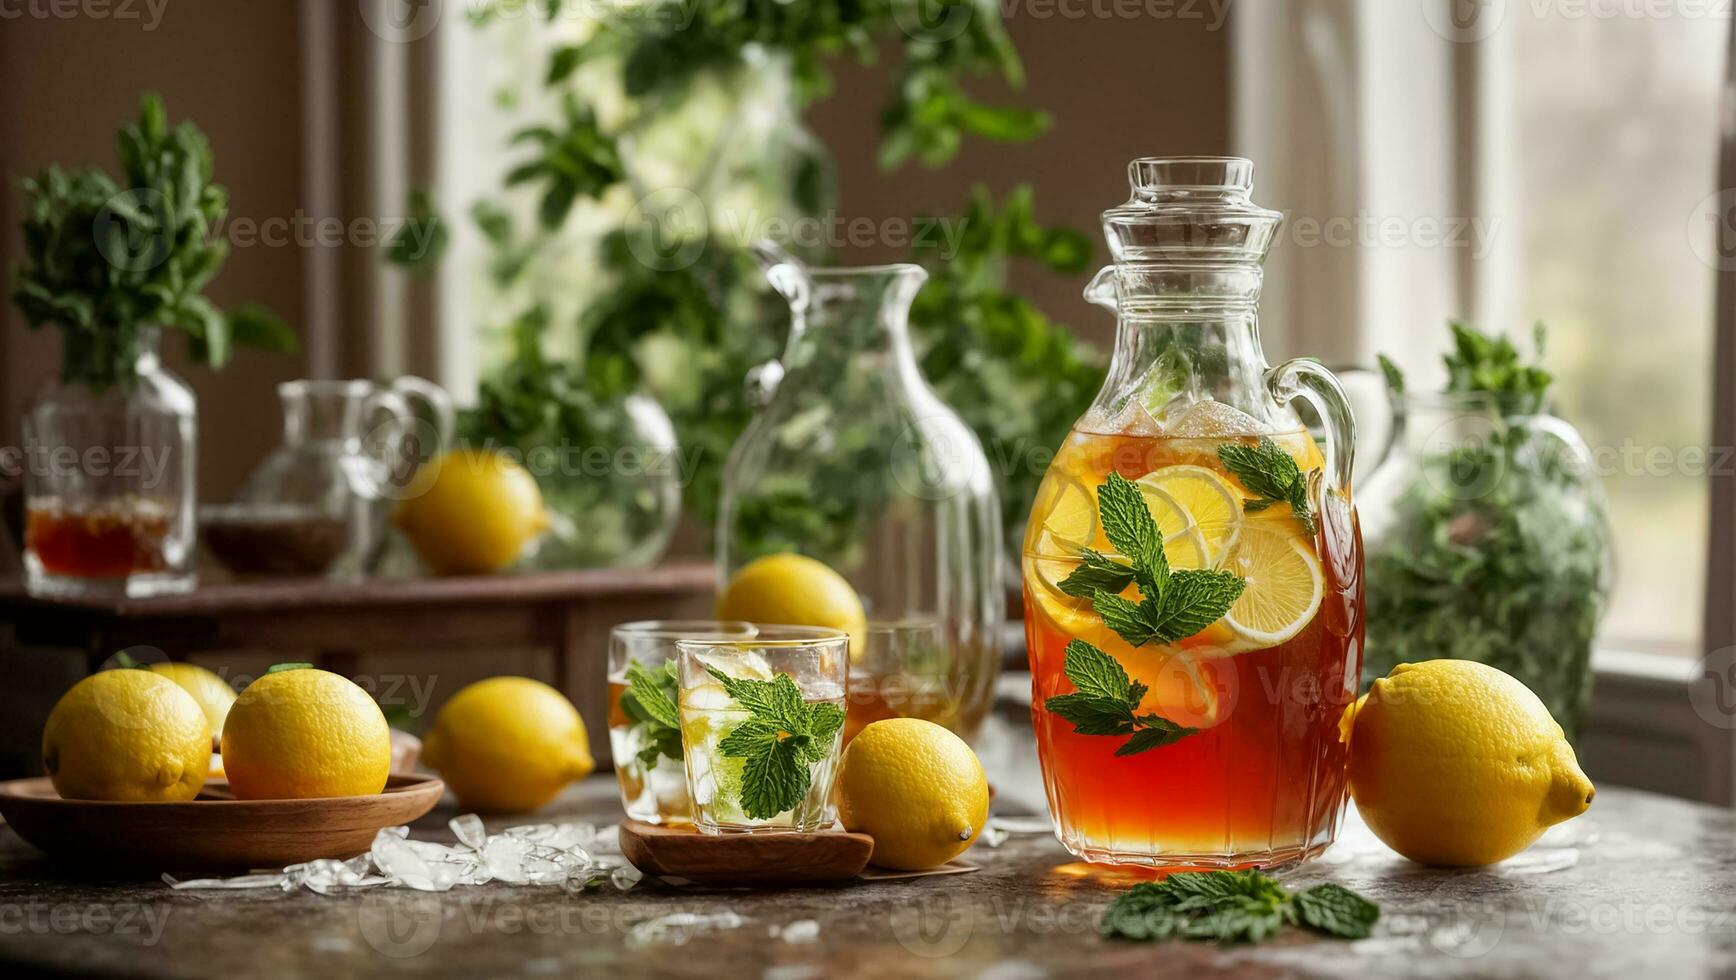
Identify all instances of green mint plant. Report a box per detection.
[1364,321,1609,738]
[1042,472,1244,756]
[12,93,294,390]
[1101,871,1379,944]
[704,666,846,820]
[618,660,683,767]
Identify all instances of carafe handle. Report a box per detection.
[389,375,456,456]
[1330,365,1402,477]
[1265,358,1358,499]
[346,389,415,502]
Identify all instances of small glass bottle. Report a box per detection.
[23,327,197,598]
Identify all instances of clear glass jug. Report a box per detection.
[1359,390,1611,740]
[717,261,1004,743]
[22,328,197,598]
[1022,157,1364,869]
[228,378,451,577]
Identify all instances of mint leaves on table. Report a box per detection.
[1101,871,1379,945]
[619,660,683,767]
[706,666,846,820]
[1217,437,1317,536]
[1043,472,1244,756]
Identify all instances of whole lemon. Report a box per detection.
[836,718,989,870]
[221,668,392,800]
[394,449,549,575]
[1347,660,1595,867]
[43,670,211,801]
[148,662,237,740]
[421,677,594,813]
[717,553,867,656]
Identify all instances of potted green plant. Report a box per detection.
[10,92,294,598]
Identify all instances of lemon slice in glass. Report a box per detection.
[1136,465,1243,567]
[1219,524,1324,646]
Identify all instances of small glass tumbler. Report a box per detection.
[608,620,756,825]
[677,626,850,834]
[844,618,953,743]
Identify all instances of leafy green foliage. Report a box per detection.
[504,93,624,231]
[388,188,449,275]
[705,666,846,819]
[1293,882,1381,939]
[12,92,294,389]
[392,2,1102,552]
[1217,437,1317,535]
[1043,473,1243,755]
[1442,319,1552,414]
[909,186,1102,544]
[1100,871,1379,945]
[619,659,683,767]
[1365,321,1609,738]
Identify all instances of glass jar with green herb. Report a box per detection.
[1360,325,1612,739]
[11,94,293,598]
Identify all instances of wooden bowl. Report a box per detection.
[0,773,443,872]
[618,818,873,886]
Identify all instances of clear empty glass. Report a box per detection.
[607,620,755,825]
[676,626,849,834]
[843,618,955,743]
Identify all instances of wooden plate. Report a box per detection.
[0,773,443,872]
[618,818,873,886]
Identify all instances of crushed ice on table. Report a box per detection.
[162,816,612,895]
[775,919,820,944]
[977,823,1009,849]
[626,911,746,949]
[610,866,642,891]
[985,815,1052,837]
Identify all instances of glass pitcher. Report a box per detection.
[229,378,451,576]
[717,261,1004,744]
[1359,390,1611,740]
[1022,157,1364,869]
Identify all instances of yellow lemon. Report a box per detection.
[148,662,237,740]
[42,670,211,802]
[221,668,391,800]
[1347,660,1595,867]
[836,718,990,870]
[717,553,867,657]
[393,449,549,575]
[421,677,594,814]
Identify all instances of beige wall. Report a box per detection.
[0,3,1230,511]
[810,15,1231,346]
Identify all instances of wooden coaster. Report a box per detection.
[617,819,873,886]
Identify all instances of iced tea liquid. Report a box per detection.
[1023,422,1362,868]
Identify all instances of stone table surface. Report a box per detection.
[0,778,1730,979]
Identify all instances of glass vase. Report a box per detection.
[717,262,1004,743]
[22,328,197,598]
[1359,391,1613,739]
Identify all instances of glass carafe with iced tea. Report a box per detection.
[1023,158,1363,869]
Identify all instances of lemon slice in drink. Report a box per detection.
[1040,478,1098,546]
[1124,647,1226,729]
[1136,465,1243,566]
[1219,524,1324,646]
